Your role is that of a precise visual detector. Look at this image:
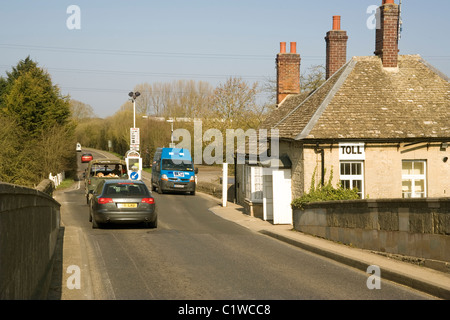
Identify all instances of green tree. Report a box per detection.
[1,57,71,137]
[0,115,36,185]
[0,57,76,186]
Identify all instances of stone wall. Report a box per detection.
[0,182,60,299]
[293,198,450,263]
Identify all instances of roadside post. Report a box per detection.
[222,163,228,207]
[125,91,142,180]
[125,150,142,181]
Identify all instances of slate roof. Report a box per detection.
[263,55,450,142]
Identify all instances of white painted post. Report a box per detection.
[222,163,228,207]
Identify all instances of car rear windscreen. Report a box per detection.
[104,183,149,196]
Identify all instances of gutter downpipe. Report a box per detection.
[315,146,325,186]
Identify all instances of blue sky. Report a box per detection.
[0,0,449,118]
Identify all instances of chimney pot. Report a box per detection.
[290,42,297,53]
[332,16,341,30]
[280,42,286,53]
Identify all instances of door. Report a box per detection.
[272,169,292,224]
[263,173,273,221]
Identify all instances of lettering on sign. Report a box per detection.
[339,142,365,160]
[130,128,140,145]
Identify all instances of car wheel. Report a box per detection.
[92,216,99,229]
[147,219,157,228]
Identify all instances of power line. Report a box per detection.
[0,43,272,60]
[44,66,269,81]
[0,64,271,81]
[60,86,270,96]
[0,43,327,60]
[1,44,448,63]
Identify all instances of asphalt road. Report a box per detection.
[52,149,435,300]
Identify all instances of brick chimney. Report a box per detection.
[374,0,399,68]
[276,42,301,105]
[325,15,348,79]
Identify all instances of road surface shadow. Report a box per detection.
[46,227,65,300]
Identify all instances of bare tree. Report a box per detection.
[208,77,261,131]
[263,64,326,99]
[132,80,213,118]
[300,65,326,93]
[70,99,97,120]
[133,83,153,115]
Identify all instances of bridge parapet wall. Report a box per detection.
[0,181,60,299]
[293,198,450,264]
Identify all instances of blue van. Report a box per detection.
[151,148,197,195]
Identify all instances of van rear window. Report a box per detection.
[161,159,194,171]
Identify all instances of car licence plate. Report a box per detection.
[173,184,185,188]
[117,203,137,208]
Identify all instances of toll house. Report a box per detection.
[235,0,450,223]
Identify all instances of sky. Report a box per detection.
[0,0,449,118]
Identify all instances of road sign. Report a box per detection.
[130,172,139,180]
[130,128,140,145]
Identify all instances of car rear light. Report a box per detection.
[141,198,155,204]
[98,197,113,204]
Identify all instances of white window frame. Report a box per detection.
[402,160,427,198]
[339,161,364,199]
[245,165,263,203]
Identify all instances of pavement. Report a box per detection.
[208,199,450,300]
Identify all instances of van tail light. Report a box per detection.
[141,198,155,204]
[98,197,113,204]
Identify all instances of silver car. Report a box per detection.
[89,179,157,228]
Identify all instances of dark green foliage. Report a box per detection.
[1,57,71,137]
[0,57,76,187]
[291,167,360,210]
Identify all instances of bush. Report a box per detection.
[291,167,360,210]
